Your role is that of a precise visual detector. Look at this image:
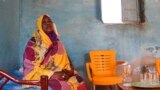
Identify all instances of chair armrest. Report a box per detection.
[116,61,127,65]
[86,62,92,81]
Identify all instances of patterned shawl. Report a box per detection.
[23,15,71,80]
[23,15,87,90]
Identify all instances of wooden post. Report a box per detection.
[40,75,48,90]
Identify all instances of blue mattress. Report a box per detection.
[0,70,52,90]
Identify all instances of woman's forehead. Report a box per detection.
[43,15,50,20]
[43,16,53,23]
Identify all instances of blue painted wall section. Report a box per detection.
[0,0,20,71]
[0,0,160,87]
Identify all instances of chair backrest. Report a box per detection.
[89,50,116,76]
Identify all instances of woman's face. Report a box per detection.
[42,15,53,33]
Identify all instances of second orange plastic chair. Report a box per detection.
[156,58,160,75]
[86,50,123,90]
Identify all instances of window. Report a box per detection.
[101,0,145,24]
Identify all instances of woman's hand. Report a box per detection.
[51,71,69,80]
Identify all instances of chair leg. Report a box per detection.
[93,84,96,90]
[114,85,118,90]
[40,75,48,90]
[109,85,112,90]
[111,85,119,90]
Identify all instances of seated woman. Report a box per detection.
[23,14,87,90]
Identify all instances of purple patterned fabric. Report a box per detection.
[49,79,61,90]
[23,38,35,75]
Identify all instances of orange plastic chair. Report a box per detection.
[86,50,123,90]
[156,58,160,75]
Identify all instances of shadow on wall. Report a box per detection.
[95,0,101,21]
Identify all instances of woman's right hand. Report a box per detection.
[51,71,64,80]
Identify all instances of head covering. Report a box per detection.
[36,15,59,48]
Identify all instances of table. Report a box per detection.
[118,84,160,90]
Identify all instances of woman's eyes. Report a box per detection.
[43,18,52,23]
[43,21,52,24]
[48,21,52,23]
